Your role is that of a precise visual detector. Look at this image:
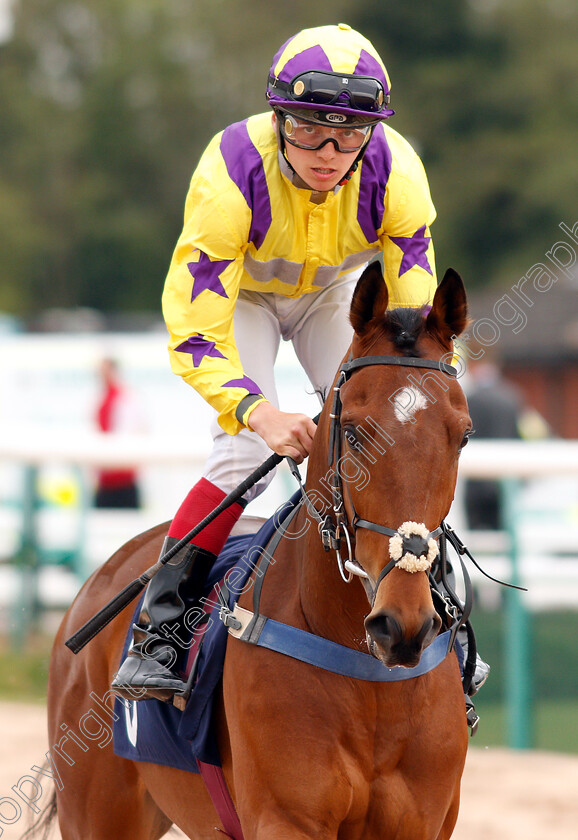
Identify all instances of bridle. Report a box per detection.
[317,353,458,603]
[239,349,520,702]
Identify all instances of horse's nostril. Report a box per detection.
[365,610,442,666]
[416,614,442,647]
[365,612,402,648]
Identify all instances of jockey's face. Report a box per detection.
[285,141,358,192]
[273,113,358,193]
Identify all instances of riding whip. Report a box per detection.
[65,414,319,654]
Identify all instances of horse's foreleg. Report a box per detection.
[241,814,340,840]
[137,763,223,839]
[435,791,461,840]
[53,753,171,840]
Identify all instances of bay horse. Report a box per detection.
[45,262,471,840]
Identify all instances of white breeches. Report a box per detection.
[203,271,361,502]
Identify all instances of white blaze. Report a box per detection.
[393,386,428,424]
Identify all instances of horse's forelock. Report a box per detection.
[384,307,426,356]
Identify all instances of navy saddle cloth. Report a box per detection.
[113,495,298,772]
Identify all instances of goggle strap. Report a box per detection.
[338,161,359,187]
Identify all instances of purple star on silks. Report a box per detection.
[175,335,226,368]
[223,376,262,394]
[389,225,434,277]
[187,250,232,302]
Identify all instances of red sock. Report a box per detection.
[167,477,244,555]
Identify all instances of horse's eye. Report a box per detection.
[460,428,474,451]
[344,427,361,450]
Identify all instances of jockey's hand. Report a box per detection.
[248,402,316,463]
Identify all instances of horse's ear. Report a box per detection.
[426,268,468,343]
[349,261,389,335]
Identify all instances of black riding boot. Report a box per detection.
[111,538,217,703]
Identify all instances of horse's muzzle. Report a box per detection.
[364,610,442,668]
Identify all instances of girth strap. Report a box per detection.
[197,761,244,840]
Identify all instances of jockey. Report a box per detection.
[112,23,488,702]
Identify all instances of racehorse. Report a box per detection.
[44,261,471,840]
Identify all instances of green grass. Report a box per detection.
[473,698,578,754]
[460,606,578,753]
[0,635,52,703]
[472,608,578,704]
[2,607,578,755]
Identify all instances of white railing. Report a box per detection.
[0,427,207,467]
[0,426,578,474]
[460,439,578,478]
[1,431,577,588]
[1,430,576,748]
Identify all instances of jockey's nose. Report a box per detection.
[316,141,338,160]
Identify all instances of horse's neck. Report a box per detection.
[299,524,369,648]
[294,428,370,646]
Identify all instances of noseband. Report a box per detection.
[322,353,458,601]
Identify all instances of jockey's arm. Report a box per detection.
[378,127,438,308]
[162,172,316,460]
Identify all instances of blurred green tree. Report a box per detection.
[0,0,350,313]
[0,0,576,314]
[351,0,578,287]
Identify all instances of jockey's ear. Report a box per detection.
[426,268,469,344]
[349,261,389,336]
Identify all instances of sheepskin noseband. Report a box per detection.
[388,521,440,573]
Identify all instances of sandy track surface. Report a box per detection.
[1,702,578,839]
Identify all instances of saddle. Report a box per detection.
[112,497,299,771]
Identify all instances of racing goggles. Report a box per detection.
[280,112,372,153]
[269,70,388,114]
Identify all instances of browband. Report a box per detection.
[340,355,457,379]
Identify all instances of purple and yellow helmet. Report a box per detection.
[266,23,394,126]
